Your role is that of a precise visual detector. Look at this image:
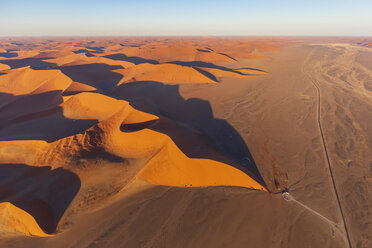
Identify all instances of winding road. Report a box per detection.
[301,47,353,248]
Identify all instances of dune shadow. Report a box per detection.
[121,119,159,133]
[73,45,104,55]
[0,163,81,234]
[111,81,266,187]
[167,60,262,75]
[0,57,57,69]
[197,49,211,53]
[0,105,98,143]
[0,90,64,123]
[193,67,219,82]
[0,91,98,142]
[196,48,237,61]
[104,53,159,65]
[120,43,143,47]
[0,52,18,58]
[73,49,98,56]
[218,52,237,61]
[59,63,124,91]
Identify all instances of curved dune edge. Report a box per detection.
[95,108,267,191]
[137,138,267,191]
[0,202,51,237]
[61,91,127,121]
[123,107,159,124]
[64,81,97,93]
[0,67,72,96]
[116,63,218,85]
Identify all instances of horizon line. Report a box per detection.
[1,35,372,38]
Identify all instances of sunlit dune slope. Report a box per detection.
[0,202,51,237]
[61,92,126,120]
[63,81,97,94]
[138,138,266,190]
[0,63,10,71]
[0,67,71,97]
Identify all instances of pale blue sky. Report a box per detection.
[0,0,371,36]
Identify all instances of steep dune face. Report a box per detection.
[138,140,266,190]
[0,202,50,237]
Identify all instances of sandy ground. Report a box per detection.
[0,37,371,248]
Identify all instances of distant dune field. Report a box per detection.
[0,37,371,248]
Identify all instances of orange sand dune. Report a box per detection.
[61,92,126,121]
[0,202,50,237]
[0,92,265,191]
[63,81,97,94]
[0,67,71,97]
[100,39,279,63]
[109,37,285,62]
[138,135,266,190]
[0,68,72,119]
[0,63,10,71]
[0,38,275,242]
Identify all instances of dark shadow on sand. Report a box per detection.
[0,57,57,69]
[197,49,211,53]
[0,52,18,58]
[59,63,124,91]
[0,105,98,143]
[0,163,81,234]
[167,61,264,75]
[0,91,98,143]
[104,53,159,65]
[73,45,104,55]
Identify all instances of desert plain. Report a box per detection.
[0,36,371,248]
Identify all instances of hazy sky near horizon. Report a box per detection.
[0,0,371,36]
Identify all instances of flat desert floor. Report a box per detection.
[0,37,371,248]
